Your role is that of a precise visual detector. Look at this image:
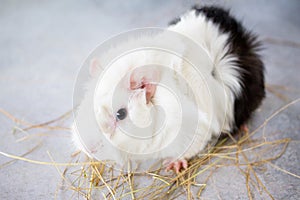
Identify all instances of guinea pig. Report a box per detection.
[72,5,265,173]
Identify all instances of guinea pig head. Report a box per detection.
[93,57,160,139]
[127,67,159,128]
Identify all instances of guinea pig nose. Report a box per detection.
[116,108,127,120]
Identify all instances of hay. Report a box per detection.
[0,98,299,199]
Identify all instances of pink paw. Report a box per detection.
[165,158,188,173]
[240,124,249,133]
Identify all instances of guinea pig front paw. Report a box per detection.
[164,158,188,173]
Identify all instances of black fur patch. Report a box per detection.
[170,6,265,132]
[168,17,181,26]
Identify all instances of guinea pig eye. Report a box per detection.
[116,108,127,120]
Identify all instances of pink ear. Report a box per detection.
[89,58,101,77]
[129,68,159,103]
[145,83,156,104]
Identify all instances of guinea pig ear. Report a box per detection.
[89,58,102,78]
[129,68,159,104]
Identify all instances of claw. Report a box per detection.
[165,159,188,173]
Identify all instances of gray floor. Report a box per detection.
[0,0,299,199]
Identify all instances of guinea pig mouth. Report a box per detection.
[101,120,116,136]
[110,120,117,133]
[96,106,117,135]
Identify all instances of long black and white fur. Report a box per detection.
[72,5,265,172]
[170,5,265,133]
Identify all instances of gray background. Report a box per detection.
[0,0,299,199]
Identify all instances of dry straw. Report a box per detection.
[0,96,299,200]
